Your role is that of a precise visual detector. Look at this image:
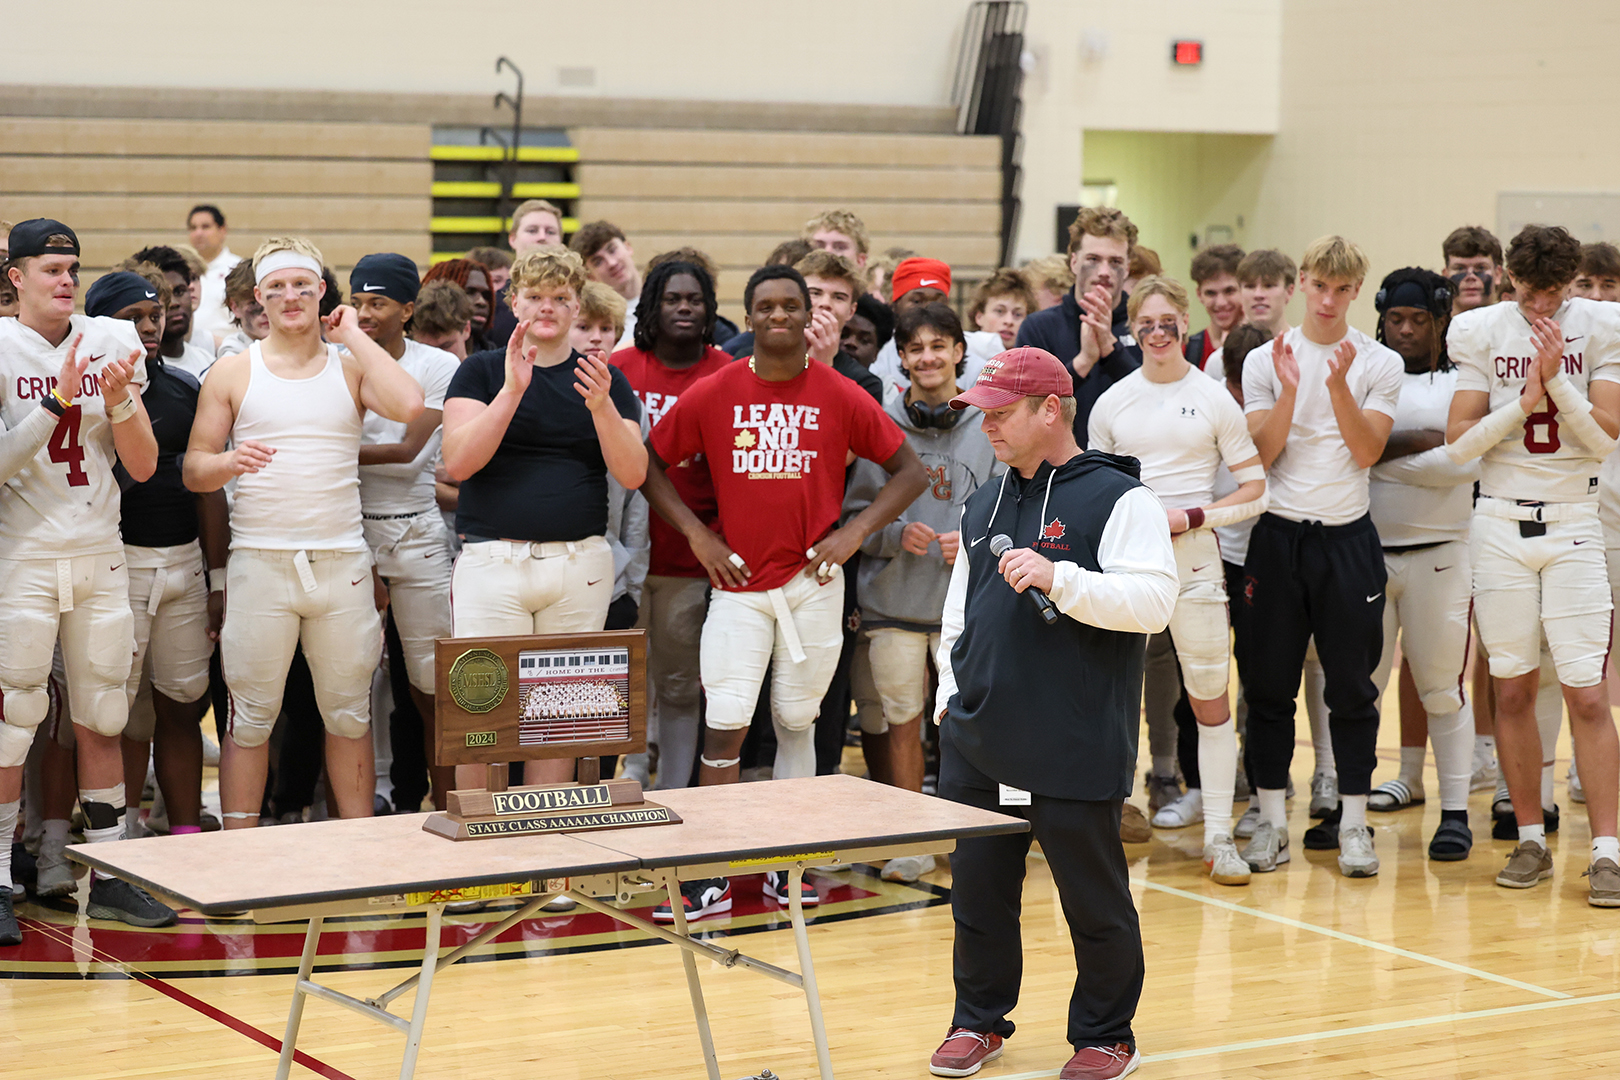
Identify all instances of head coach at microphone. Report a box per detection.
[924,347,1177,1080]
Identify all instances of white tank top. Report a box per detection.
[229,341,365,551]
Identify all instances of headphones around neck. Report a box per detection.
[905,398,961,430]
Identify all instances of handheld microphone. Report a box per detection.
[989,534,1059,626]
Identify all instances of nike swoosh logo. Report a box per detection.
[586,579,603,586]
[86,354,105,364]
[920,278,943,287]
[109,564,123,572]
[351,577,366,586]
[1433,566,1451,572]
[1190,564,1210,573]
[1366,593,1381,603]
[361,283,385,291]
[1567,336,1583,342]
[1574,540,1589,545]
[970,536,986,547]
[193,569,203,576]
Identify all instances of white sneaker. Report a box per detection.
[1151,789,1203,829]
[34,849,78,897]
[1309,771,1338,818]
[1569,763,1586,805]
[881,854,937,883]
[1203,835,1251,886]
[1241,822,1290,872]
[1337,824,1379,877]
[1234,804,1262,839]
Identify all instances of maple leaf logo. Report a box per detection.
[1041,519,1065,540]
[734,429,756,449]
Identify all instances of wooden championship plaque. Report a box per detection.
[428,629,679,840]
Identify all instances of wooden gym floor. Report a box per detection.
[5,694,1620,1079]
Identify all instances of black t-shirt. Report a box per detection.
[833,350,883,404]
[447,348,642,542]
[121,360,201,547]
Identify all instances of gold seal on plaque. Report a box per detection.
[447,649,508,714]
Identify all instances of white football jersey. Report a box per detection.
[1089,365,1258,509]
[358,339,460,515]
[0,315,147,558]
[1450,297,1620,503]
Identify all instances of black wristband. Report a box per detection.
[41,395,65,418]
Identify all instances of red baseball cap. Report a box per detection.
[950,347,1075,410]
[890,257,952,301]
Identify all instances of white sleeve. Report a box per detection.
[1086,400,1115,454]
[622,489,650,605]
[932,531,970,721]
[1213,390,1259,465]
[424,354,458,411]
[1242,343,1278,415]
[1045,486,1178,633]
[1448,315,1490,394]
[1378,443,1481,487]
[1361,349,1404,419]
[0,407,62,484]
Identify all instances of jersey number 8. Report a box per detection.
[48,405,89,487]
[1523,399,1561,455]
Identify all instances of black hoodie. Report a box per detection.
[943,450,1154,801]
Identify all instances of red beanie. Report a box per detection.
[890,257,952,301]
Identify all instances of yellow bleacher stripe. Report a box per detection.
[429,146,580,163]
[511,182,582,199]
[432,181,502,198]
[429,218,581,247]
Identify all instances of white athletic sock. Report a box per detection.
[1593,836,1620,864]
[653,715,701,791]
[41,818,70,856]
[1305,659,1335,776]
[1429,706,1474,812]
[771,724,816,780]
[1519,822,1547,848]
[0,800,18,890]
[1541,762,1556,813]
[1151,754,1176,779]
[1398,746,1426,787]
[123,806,143,840]
[1198,720,1237,844]
[1258,787,1287,829]
[1341,793,1369,831]
[1476,733,1496,753]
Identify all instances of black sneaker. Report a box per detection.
[653,878,732,923]
[1492,801,1558,841]
[87,877,178,927]
[0,891,21,946]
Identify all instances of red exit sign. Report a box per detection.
[1172,39,1203,66]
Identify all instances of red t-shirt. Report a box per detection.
[611,345,734,578]
[651,358,905,592]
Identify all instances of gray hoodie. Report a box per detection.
[843,386,1002,629]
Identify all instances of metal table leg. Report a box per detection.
[397,903,444,1080]
[275,915,324,1080]
[663,868,723,1080]
[787,867,835,1080]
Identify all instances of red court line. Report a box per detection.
[25,916,357,1080]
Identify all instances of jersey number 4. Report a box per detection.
[48,405,89,487]
[1523,399,1561,454]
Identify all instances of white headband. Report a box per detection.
[255,251,323,286]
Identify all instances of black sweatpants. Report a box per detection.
[938,728,1141,1050]
[1242,513,1386,796]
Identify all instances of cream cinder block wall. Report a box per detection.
[1016,0,1283,263]
[2,1,962,105]
[1246,0,1620,333]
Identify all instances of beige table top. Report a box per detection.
[69,775,1027,915]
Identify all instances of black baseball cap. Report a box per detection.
[8,219,80,260]
[349,253,420,305]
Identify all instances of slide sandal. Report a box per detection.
[1367,779,1424,812]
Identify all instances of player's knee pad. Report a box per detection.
[0,715,41,768]
[1181,660,1231,703]
[1419,687,1465,717]
[321,705,371,742]
[75,686,131,738]
[86,606,136,688]
[769,695,821,734]
[225,693,276,749]
[155,667,211,707]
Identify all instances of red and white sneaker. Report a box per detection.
[1059,1043,1140,1079]
[929,1028,1003,1077]
[762,870,819,906]
[652,878,732,923]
